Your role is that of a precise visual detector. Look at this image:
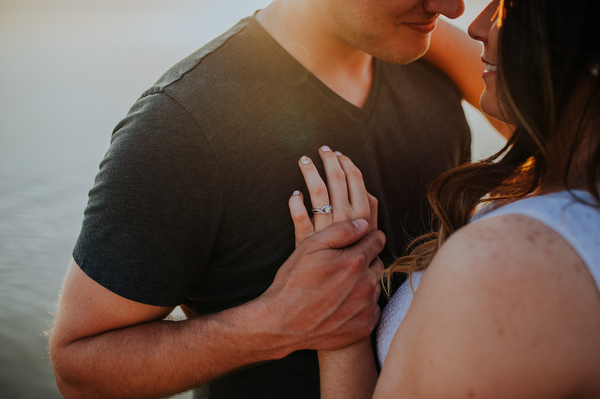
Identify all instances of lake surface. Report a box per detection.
[0,0,501,397]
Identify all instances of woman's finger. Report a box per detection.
[288,190,315,247]
[319,146,351,222]
[298,155,333,232]
[337,153,370,221]
[367,193,378,231]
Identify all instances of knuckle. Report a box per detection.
[312,183,329,198]
[359,273,376,290]
[357,209,370,221]
[334,210,351,221]
[368,277,379,293]
[330,221,353,238]
[290,209,307,222]
[371,232,386,251]
[360,243,377,262]
[358,284,375,303]
[371,257,384,272]
[329,169,346,182]
[339,155,356,169]
[343,258,363,279]
[351,250,369,269]
[370,195,378,207]
[347,167,363,181]
[374,282,382,298]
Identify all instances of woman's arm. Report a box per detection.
[373,215,600,398]
[425,20,513,139]
[289,146,380,399]
[319,338,378,399]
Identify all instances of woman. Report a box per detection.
[289,0,600,397]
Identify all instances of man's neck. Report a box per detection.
[256,0,373,109]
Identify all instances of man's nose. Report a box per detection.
[424,0,465,20]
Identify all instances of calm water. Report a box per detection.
[0,0,501,397]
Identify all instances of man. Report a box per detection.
[50,0,468,398]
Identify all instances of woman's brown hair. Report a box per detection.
[384,0,600,293]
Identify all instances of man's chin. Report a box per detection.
[377,48,428,65]
[372,39,430,65]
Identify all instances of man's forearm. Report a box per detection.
[51,222,385,399]
[53,300,284,399]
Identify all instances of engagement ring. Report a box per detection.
[312,205,333,215]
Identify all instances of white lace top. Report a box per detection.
[376,190,600,368]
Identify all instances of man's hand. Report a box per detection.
[256,219,386,357]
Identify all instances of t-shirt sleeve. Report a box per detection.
[73,92,222,307]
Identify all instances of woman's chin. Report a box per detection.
[480,92,507,123]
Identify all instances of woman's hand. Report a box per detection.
[289,146,381,399]
[289,146,378,247]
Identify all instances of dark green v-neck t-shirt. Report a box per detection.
[74,15,470,399]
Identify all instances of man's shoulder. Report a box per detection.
[141,16,259,98]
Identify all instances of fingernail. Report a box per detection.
[334,151,342,156]
[352,219,367,231]
[300,156,310,164]
[320,145,331,152]
[292,190,301,195]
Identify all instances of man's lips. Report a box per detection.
[405,19,438,34]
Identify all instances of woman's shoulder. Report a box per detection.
[466,191,600,285]
[431,211,582,294]
[437,196,600,300]
[433,190,600,314]
[378,212,600,398]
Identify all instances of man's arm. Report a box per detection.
[50,220,385,399]
[425,19,514,139]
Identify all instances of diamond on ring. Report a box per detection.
[312,205,333,215]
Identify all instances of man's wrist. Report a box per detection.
[210,297,296,364]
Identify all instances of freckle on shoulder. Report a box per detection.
[441,214,561,273]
